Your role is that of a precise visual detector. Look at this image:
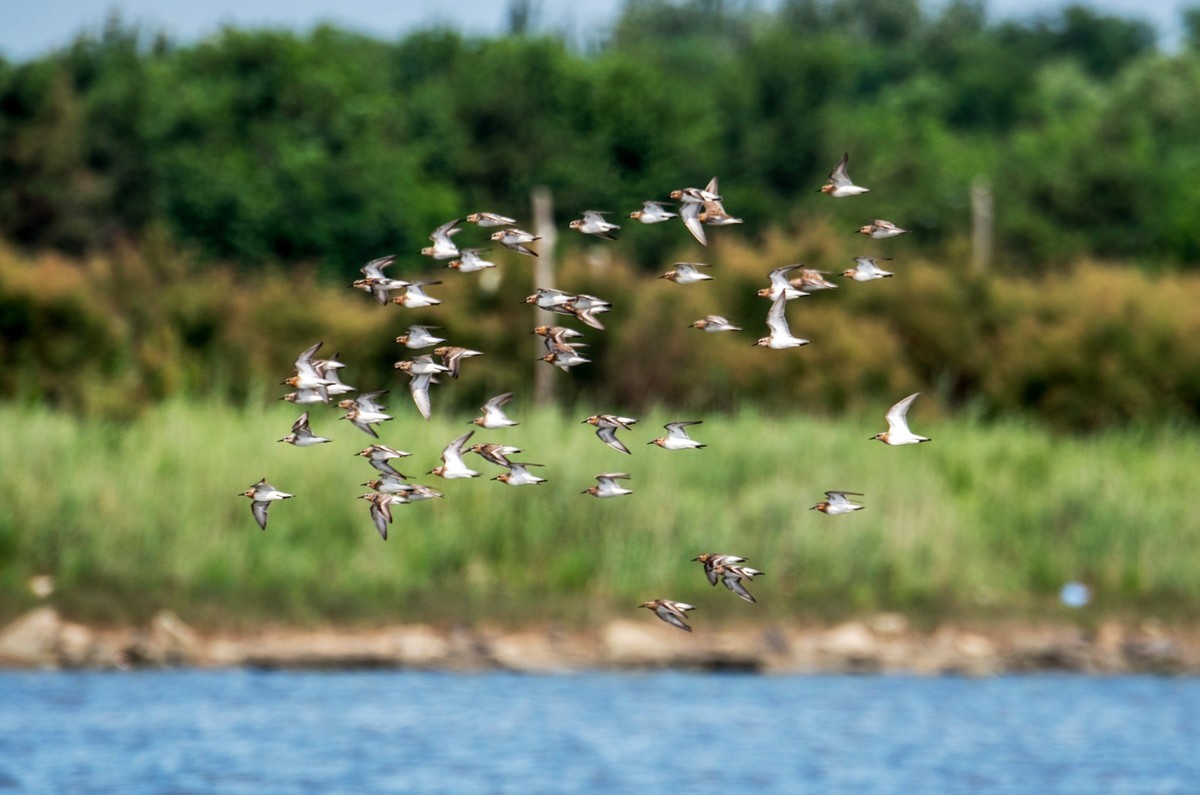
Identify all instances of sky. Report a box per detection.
[0,0,1191,61]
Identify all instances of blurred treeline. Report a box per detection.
[4,230,1199,429]
[2,0,1200,427]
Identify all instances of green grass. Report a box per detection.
[3,399,1199,630]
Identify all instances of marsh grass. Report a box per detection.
[3,400,1198,629]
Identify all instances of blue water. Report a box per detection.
[0,671,1197,794]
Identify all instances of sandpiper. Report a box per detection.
[448,248,496,273]
[639,599,695,632]
[314,354,355,397]
[842,257,894,281]
[491,227,540,257]
[582,472,633,498]
[711,563,764,603]
[690,315,741,332]
[472,393,518,429]
[433,346,483,379]
[466,212,516,227]
[790,268,838,291]
[692,553,749,586]
[394,355,450,376]
[569,211,620,240]
[857,219,909,239]
[629,200,677,224]
[358,492,405,540]
[421,218,464,260]
[395,325,446,350]
[355,444,411,477]
[659,262,713,284]
[353,255,409,304]
[278,411,331,447]
[362,474,411,494]
[281,388,327,405]
[339,390,393,437]
[492,462,547,486]
[649,421,706,450]
[811,491,865,514]
[755,293,810,349]
[429,431,480,479]
[872,393,930,445]
[392,281,442,308]
[819,152,870,197]
[583,414,638,455]
[240,479,292,530]
[541,350,591,371]
[525,288,577,313]
[469,442,522,468]
[281,341,333,400]
[757,265,808,301]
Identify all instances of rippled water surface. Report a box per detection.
[1,670,1197,793]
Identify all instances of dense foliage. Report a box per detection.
[1,0,1197,274]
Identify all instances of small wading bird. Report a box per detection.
[392,281,442,308]
[582,472,633,499]
[429,431,480,480]
[790,268,838,291]
[819,152,870,197]
[583,414,638,454]
[629,200,677,224]
[491,227,540,257]
[493,461,547,486]
[469,442,522,469]
[240,479,292,530]
[690,315,741,332]
[711,563,765,603]
[755,293,810,349]
[692,553,749,586]
[465,211,516,227]
[421,218,464,260]
[434,346,483,379]
[278,411,331,447]
[569,210,621,240]
[352,255,410,305]
[757,264,808,301]
[843,257,894,282]
[313,354,354,397]
[358,492,405,540]
[281,342,333,401]
[857,219,908,239]
[447,248,496,273]
[659,262,713,285]
[872,393,930,445]
[395,325,445,350]
[355,444,411,478]
[472,392,518,429]
[338,391,393,438]
[649,421,706,450]
[811,491,865,514]
[639,599,696,632]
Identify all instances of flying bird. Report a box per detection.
[649,421,706,450]
[278,411,331,447]
[811,491,865,514]
[872,393,930,445]
[819,152,870,197]
[639,599,696,632]
[240,479,292,530]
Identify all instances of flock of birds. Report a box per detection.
[240,153,929,633]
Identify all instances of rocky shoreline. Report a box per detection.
[1,607,1196,675]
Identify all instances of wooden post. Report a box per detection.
[971,175,993,273]
[532,187,557,406]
